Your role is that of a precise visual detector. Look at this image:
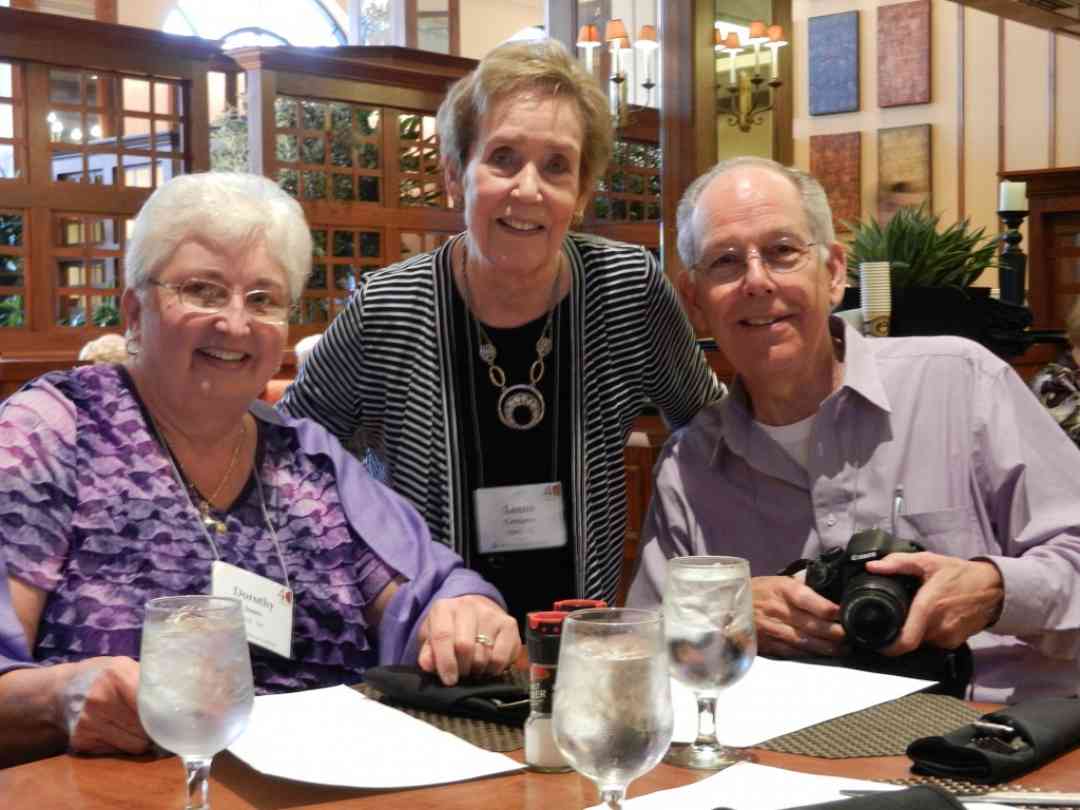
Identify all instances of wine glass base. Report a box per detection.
[663,742,751,771]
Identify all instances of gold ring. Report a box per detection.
[475,633,495,648]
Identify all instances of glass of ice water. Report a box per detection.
[552,608,673,809]
[663,556,756,770]
[138,595,254,810]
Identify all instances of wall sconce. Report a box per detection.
[577,18,659,129]
[715,20,787,133]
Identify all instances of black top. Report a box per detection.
[448,277,575,630]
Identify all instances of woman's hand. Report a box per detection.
[54,656,151,754]
[417,595,521,686]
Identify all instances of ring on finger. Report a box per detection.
[475,633,495,648]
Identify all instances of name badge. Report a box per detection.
[474,481,567,554]
[211,561,293,658]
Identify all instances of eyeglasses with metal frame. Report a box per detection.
[698,238,819,284]
[149,278,292,325]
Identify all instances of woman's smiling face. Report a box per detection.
[124,239,288,410]
[448,91,585,277]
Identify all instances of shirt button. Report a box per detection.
[826,514,837,527]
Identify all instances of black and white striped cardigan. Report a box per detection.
[280,232,722,605]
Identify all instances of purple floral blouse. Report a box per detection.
[0,364,395,693]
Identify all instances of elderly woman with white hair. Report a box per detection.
[0,172,518,767]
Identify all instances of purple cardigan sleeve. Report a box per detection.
[270,405,505,665]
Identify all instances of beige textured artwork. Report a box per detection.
[877,0,931,108]
[877,124,931,222]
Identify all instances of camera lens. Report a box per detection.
[840,573,912,649]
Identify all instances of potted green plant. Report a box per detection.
[842,206,1031,356]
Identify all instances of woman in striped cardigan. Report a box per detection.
[280,39,721,631]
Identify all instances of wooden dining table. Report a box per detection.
[5,732,1080,810]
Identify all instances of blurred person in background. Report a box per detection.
[1030,298,1080,448]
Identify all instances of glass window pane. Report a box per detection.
[310,229,327,255]
[274,97,297,129]
[0,144,15,180]
[122,78,151,112]
[400,233,421,258]
[359,143,378,169]
[0,254,24,285]
[0,213,23,246]
[329,102,351,132]
[331,174,353,201]
[57,294,86,327]
[154,82,181,116]
[277,168,298,197]
[309,264,327,289]
[0,103,12,138]
[89,260,117,288]
[58,260,85,286]
[332,231,353,258]
[0,64,12,98]
[301,101,326,131]
[124,116,152,138]
[122,156,153,188]
[276,134,298,162]
[85,74,115,109]
[301,136,325,165]
[85,113,106,142]
[89,295,121,326]
[302,171,326,200]
[358,176,378,203]
[154,159,180,187]
[155,118,182,151]
[58,217,83,246]
[0,293,25,328]
[49,69,81,104]
[359,231,380,257]
[330,130,352,167]
[91,217,122,249]
[333,267,356,291]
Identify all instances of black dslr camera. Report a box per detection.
[805,528,924,650]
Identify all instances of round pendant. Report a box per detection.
[497,384,546,430]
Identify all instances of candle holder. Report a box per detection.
[723,72,782,132]
[997,209,1028,307]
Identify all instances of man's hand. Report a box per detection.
[752,575,846,657]
[53,656,150,755]
[417,595,521,686]
[867,552,1004,656]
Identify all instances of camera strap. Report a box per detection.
[777,557,812,577]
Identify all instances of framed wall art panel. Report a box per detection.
[808,11,859,116]
[877,0,931,108]
[810,132,861,230]
[877,124,932,221]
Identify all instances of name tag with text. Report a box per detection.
[211,560,294,658]
[474,481,567,554]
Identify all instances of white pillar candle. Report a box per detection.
[998,181,1028,212]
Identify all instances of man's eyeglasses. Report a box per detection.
[698,239,819,284]
[150,279,291,325]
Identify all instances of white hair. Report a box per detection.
[126,172,313,302]
[676,156,835,271]
[78,333,128,364]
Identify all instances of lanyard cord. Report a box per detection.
[149,414,291,590]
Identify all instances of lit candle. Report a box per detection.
[998,181,1028,212]
[767,25,787,80]
[723,32,741,86]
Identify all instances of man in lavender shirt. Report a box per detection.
[628,157,1080,702]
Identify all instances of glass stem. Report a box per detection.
[182,755,214,810]
[693,695,720,749]
[599,786,626,809]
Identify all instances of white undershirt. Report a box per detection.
[756,413,815,469]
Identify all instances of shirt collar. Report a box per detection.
[709,315,892,469]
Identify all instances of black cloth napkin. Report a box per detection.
[907,697,1080,784]
[363,665,529,726]
[784,785,964,810]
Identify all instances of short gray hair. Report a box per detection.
[126,172,313,302]
[676,156,835,270]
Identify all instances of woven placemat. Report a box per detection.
[351,682,524,753]
[885,776,1080,810]
[759,692,981,758]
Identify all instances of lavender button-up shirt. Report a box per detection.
[629,318,1080,702]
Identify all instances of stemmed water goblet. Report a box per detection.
[552,608,674,809]
[663,556,757,770]
[137,595,254,810]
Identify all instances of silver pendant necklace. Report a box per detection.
[459,242,563,431]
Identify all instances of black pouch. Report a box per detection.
[363,665,530,726]
[796,644,972,699]
[784,785,964,810]
[907,697,1080,784]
